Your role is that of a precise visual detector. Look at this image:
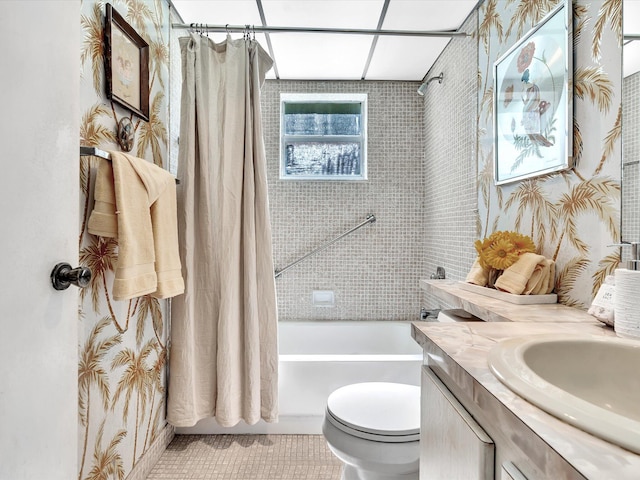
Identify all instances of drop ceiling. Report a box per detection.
[170,0,478,81]
[171,0,640,81]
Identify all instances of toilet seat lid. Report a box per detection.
[326,382,420,442]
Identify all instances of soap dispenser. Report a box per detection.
[613,242,640,338]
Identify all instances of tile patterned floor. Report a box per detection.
[146,434,343,480]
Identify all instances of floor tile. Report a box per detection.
[146,434,343,480]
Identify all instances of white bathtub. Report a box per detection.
[176,321,422,435]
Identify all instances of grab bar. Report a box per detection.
[275,214,376,278]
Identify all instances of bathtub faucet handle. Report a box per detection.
[429,266,445,279]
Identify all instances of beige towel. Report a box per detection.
[494,252,547,295]
[88,152,184,301]
[465,258,488,286]
[521,258,555,295]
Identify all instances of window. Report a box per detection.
[280,93,367,180]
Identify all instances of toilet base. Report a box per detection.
[341,464,419,480]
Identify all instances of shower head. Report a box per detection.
[417,72,444,96]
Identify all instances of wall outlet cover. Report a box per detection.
[312,290,335,307]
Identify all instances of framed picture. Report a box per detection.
[493,1,572,185]
[104,4,149,121]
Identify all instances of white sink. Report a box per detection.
[488,334,640,453]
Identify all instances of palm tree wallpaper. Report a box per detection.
[74,0,623,478]
[79,1,171,479]
[477,0,622,308]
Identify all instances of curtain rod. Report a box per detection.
[171,23,469,38]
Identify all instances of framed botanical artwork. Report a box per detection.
[493,1,572,185]
[104,4,149,121]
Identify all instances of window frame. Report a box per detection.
[279,93,368,181]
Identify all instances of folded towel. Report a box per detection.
[524,258,555,295]
[465,258,488,286]
[88,152,184,301]
[494,252,548,295]
[87,160,118,237]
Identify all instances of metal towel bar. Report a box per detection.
[80,146,179,183]
[274,214,376,278]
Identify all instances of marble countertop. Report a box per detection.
[412,321,640,479]
[421,279,599,323]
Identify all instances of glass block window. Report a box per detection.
[280,93,367,180]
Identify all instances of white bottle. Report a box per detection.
[613,242,640,338]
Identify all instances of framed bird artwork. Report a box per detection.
[104,3,150,122]
[493,0,572,185]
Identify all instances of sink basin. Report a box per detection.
[488,334,640,453]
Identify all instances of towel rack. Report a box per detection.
[80,146,180,184]
[80,146,111,159]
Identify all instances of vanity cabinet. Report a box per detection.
[416,323,591,479]
[416,281,640,479]
[420,366,494,480]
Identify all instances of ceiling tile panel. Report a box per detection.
[172,0,263,42]
[382,0,477,29]
[270,33,372,79]
[370,0,476,80]
[366,36,450,80]
[261,0,385,28]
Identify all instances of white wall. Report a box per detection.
[0,2,80,478]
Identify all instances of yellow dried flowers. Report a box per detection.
[474,231,536,271]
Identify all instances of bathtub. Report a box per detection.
[176,321,423,435]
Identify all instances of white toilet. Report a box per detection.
[322,382,421,480]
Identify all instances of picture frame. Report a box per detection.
[493,1,572,185]
[104,3,149,121]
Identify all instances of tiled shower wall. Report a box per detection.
[261,81,426,321]
[421,11,478,309]
[623,71,640,253]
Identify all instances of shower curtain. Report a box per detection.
[167,33,278,428]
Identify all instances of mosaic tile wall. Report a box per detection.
[623,71,640,257]
[421,11,479,310]
[261,81,426,321]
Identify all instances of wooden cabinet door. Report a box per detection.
[420,366,494,480]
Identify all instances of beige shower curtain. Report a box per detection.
[167,33,278,428]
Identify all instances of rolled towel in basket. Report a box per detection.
[524,258,555,295]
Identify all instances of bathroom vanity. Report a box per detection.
[413,280,640,480]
